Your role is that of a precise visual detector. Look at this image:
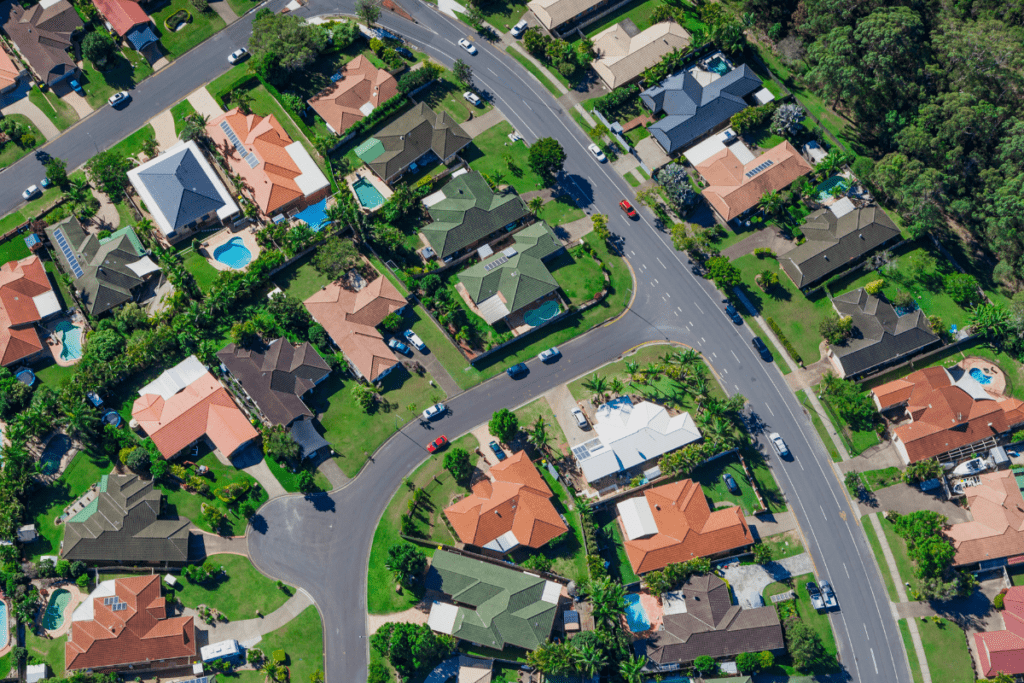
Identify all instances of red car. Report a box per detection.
[427,436,449,453]
[619,199,638,219]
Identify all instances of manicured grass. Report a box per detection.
[898,619,925,683]
[690,453,765,515]
[418,70,494,124]
[467,120,547,194]
[596,507,641,584]
[235,606,324,682]
[763,580,791,603]
[271,251,330,301]
[504,46,561,97]
[263,454,331,493]
[817,387,880,456]
[549,248,605,306]
[914,617,974,683]
[876,513,923,598]
[794,390,841,462]
[225,0,257,16]
[79,48,154,110]
[367,434,479,614]
[175,553,294,620]
[0,233,31,262]
[115,201,136,228]
[0,114,44,165]
[408,304,476,390]
[183,250,221,293]
[151,0,227,58]
[513,396,569,458]
[171,98,198,136]
[0,184,67,233]
[537,198,585,227]
[792,572,840,672]
[762,530,804,561]
[28,85,78,130]
[862,515,899,603]
[509,463,588,582]
[25,631,65,679]
[1010,567,1024,587]
[207,62,253,103]
[623,171,640,187]
[34,357,79,391]
[584,0,698,37]
[480,0,529,31]
[861,467,901,491]
[104,123,157,160]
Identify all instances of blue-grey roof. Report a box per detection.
[125,23,157,50]
[642,65,762,155]
[290,417,330,459]
[136,146,226,231]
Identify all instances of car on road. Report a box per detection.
[228,48,248,64]
[571,408,588,429]
[458,39,477,55]
[108,91,130,108]
[619,199,638,219]
[507,362,528,379]
[489,441,506,460]
[463,91,483,107]
[722,472,740,494]
[588,143,607,162]
[388,338,411,355]
[403,329,427,351]
[427,436,449,453]
[538,347,560,362]
[806,582,825,611]
[820,580,838,609]
[422,403,447,421]
[752,336,772,362]
[510,19,529,37]
[769,432,790,458]
[22,185,40,200]
[725,304,742,324]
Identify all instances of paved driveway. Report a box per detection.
[720,553,814,608]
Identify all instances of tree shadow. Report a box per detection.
[303,492,336,512]
[249,514,268,534]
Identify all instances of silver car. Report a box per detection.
[421,403,447,420]
[537,347,560,362]
[571,408,588,429]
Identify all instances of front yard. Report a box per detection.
[513,396,569,458]
[80,48,154,110]
[900,617,974,683]
[689,450,786,515]
[175,553,294,620]
[0,114,44,166]
[418,70,495,124]
[151,0,227,58]
[595,507,641,584]
[550,246,606,306]
[466,121,547,194]
[234,606,324,682]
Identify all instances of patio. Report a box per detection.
[200,226,262,272]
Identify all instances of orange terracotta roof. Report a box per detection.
[621,480,753,575]
[0,47,20,91]
[91,0,148,35]
[444,451,567,550]
[307,55,399,134]
[131,368,257,458]
[0,256,54,366]
[948,471,1024,566]
[303,270,407,382]
[66,574,196,671]
[697,141,813,221]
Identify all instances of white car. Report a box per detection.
[22,185,40,200]
[108,91,130,107]
[769,432,790,457]
[537,347,560,362]
[422,403,447,420]
[510,19,528,37]
[228,48,248,64]
[458,39,477,55]
[571,408,588,429]
[403,329,427,351]
[588,143,606,162]
[463,91,482,107]
[819,580,838,609]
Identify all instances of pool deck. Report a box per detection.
[42,313,87,367]
[958,357,1008,398]
[39,582,86,638]
[202,226,262,272]
[344,170,392,213]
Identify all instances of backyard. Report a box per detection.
[595,507,640,584]
[174,553,294,621]
[183,249,221,293]
[582,0,704,38]
[24,631,65,680]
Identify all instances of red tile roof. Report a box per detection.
[66,575,196,671]
[975,586,1024,676]
[697,141,813,221]
[307,55,399,134]
[947,470,1024,566]
[0,46,19,91]
[621,480,753,575]
[91,0,148,36]
[0,256,54,366]
[445,451,567,550]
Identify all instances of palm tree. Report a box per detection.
[619,654,648,683]
[582,374,609,405]
[690,25,710,48]
[261,659,285,682]
[64,402,99,443]
[574,641,607,677]
[610,377,625,397]
[691,375,711,413]
[528,196,544,214]
[624,360,641,388]
[759,190,783,219]
[590,577,626,629]
[528,416,552,454]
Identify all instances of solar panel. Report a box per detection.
[244,152,259,168]
[484,255,509,272]
[571,444,593,461]
[53,228,85,278]
[745,159,775,179]
[103,597,116,605]
[219,121,247,157]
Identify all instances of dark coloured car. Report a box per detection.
[722,472,740,494]
[507,363,528,379]
[489,441,506,460]
[427,436,449,453]
[752,336,772,361]
[725,304,742,325]
[619,199,638,219]
[396,46,413,59]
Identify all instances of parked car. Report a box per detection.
[507,362,528,379]
[489,441,506,460]
[752,336,772,362]
[510,19,529,37]
[388,338,411,355]
[40,177,52,189]
[806,582,826,611]
[769,432,790,458]
[588,143,607,162]
[571,408,588,429]
[403,329,427,351]
[228,48,248,64]
[538,347,560,362]
[619,199,638,219]
[463,91,483,107]
[725,304,742,324]
[422,403,447,421]
[108,91,130,108]
[21,185,40,200]
[722,472,740,494]
[458,38,477,55]
[69,80,84,95]
[395,46,414,59]
[819,580,838,609]
[427,436,449,453]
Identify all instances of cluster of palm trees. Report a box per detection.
[581,348,723,413]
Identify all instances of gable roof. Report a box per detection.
[827,288,940,377]
[642,64,761,155]
[426,550,561,651]
[779,204,900,287]
[0,255,59,366]
[303,268,406,382]
[0,44,21,91]
[360,103,470,182]
[423,171,530,259]
[290,416,330,459]
[640,573,784,664]
[697,140,813,221]
[975,586,1024,676]
[592,22,690,90]
[61,473,192,563]
[444,451,567,551]
[527,0,602,31]
[617,480,752,574]
[0,0,81,85]
[458,221,562,324]
[948,470,1024,566]
[131,355,258,458]
[92,0,148,36]
[308,55,399,134]
[217,337,330,426]
[66,574,195,671]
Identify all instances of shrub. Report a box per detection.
[754,247,776,259]
[943,273,982,308]
[730,103,776,134]
[765,317,803,365]
[819,311,853,344]
[590,84,639,116]
[272,649,286,663]
[521,554,553,572]
[864,279,885,295]
[995,591,1006,610]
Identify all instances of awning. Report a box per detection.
[127,256,160,277]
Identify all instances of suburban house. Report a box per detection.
[572,396,702,486]
[60,473,191,565]
[131,355,258,460]
[871,366,1024,464]
[527,0,615,35]
[44,217,160,316]
[0,255,61,367]
[696,140,813,223]
[592,22,690,90]
[974,585,1024,677]
[779,201,901,289]
[947,470,1024,568]
[92,0,158,53]
[444,450,568,553]
[825,288,940,379]
[0,0,81,87]
[616,479,753,575]
[456,221,565,329]
[356,103,471,185]
[206,109,330,217]
[0,44,24,94]
[127,140,239,245]
[638,574,785,668]
[641,64,762,156]
[426,550,563,651]
[308,54,399,135]
[303,269,407,383]
[422,170,531,262]
[66,575,196,673]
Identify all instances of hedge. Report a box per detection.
[591,84,639,117]
[765,317,803,366]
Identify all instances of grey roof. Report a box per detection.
[367,103,471,182]
[828,288,940,377]
[290,416,330,459]
[641,65,761,155]
[217,338,331,426]
[423,171,530,259]
[61,474,191,563]
[779,204,901,288]
[135,145,229,231]
[639,574,784,665]
[0,0,80,85]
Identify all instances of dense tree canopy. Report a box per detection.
[249,10,327,82]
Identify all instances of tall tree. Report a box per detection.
[356,0,381,27]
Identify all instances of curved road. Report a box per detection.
[1,3,911,681]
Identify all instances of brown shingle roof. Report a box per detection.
[697,141,812,222]
[592,22,690,89]
[948,470,1024,566]
[366,103,471,183]
[308,55,398,135]
[0,0,81,85]
[0,255,55,366]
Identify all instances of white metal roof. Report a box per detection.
[829,197,856,218]
[616,496,659,540]
[127,256,161,277]
[139,354,208,400]
[32,291,61,318]
[483,530,519,552]
[542,580,562,604]
[753,87,775,105]
[26,664,48,683]
[428,602,459,634]
[73,579,117,623]
[476,295,511,324]
[682,129,755,166]
[285,141,330,196]
[662,590,689,615]
[201,639,240,661]
[422,189,447,207]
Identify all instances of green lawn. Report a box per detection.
[225,0,257,16]
[263,453,331,493]
[504,46,561,97]
[104,123,157,160]
[0,233,31,262]
[862,515,899,602]
[861,467,901,491]
[271,251,330,301]
[466,120,548,194]
[171,98,198,136]
[876,513,923,598]
[151,0,227,58]
[690,453,768,515]
[762,530,804,560]
[25,631,65,679]
[368,434,479,614]
[418,70,494,124]
[513,396,569,457]
[913,617,974,683]
[583,0,700,37]
[550,248,606,306]
[183,250,221,293]
[235,606,324,682]
[791,572,840,673]
[537,198,585,227]
[408,304,476,391]
[0,114,44,166]
[898,620,925,683]
[479,0,529,31]
[79,47,153,109]
[207,62,254,103]
[509,463,588,583]
[623,171,640,187]
[817,387,880,456]
[794,390,841,462]
[28,85,78,130]
[595,507,641,584]
[1009,566,1024,587]
[174,553,294,620]
[247,84,323,171]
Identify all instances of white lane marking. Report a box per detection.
[701,337,706,343]
[820,505,827,521]
[731,350,739,362]
[864,623,871,641]
[871,648,878,674]
[712,352,717,359]
[674,311,679,316]
[695,303,704,314]
[630,250,635,256]
[844,563,850,578]
[665,291,671,298]
[722,368,728,374]
[696,339,703,346]
[677,307,682,313]
[766,404,775,416]
[654,278,659,284]
[656,257,666,269]
[487,67,497,75]
[734,384,740,392]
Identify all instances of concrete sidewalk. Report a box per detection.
[188,589,314,648]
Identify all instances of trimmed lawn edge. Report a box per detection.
[505,46,561,97]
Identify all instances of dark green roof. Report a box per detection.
[423,171,529,259]
[365,103,471,182]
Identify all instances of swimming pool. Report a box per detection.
[43,588,71,631]
[353,177,385,210]
[970,368,993,385]
[816,175,850,201]
[40,433,72,475]
[214,236,253,269]
[295,197,330,232]
[0,600,7,646]
[57,320,83,361]
[522,299,561,327]
[706,56,730,75]
[624,593,650,632]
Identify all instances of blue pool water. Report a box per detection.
[214,236,253,269]
[816,175,850,201]
[970,368,993,385]
[624,593,650,632]
[706,56,729,75]
[0,601,7,646]
[57,320,82,361]
[43,588,71,631]
[40,434,71,475]
[523,299,561,327]
[295,197,330,232]
[353,178,385,210]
